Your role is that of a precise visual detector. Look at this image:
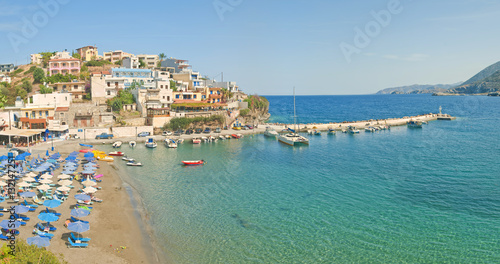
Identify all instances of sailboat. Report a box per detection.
[278,88,309,146]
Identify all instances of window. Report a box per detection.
[45,111,48,117]
[75,95,79,99]
[161,85,163,88]
[107,91,111,95]
[175,94,179,99]
[63,85,66,89]
[26,112,28,118]
[193,95,197,99]
[74,85,78,89]
[162,96,165,99]
[39,111,42,116]
[107,82,110,87]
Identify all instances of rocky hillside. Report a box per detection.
[376,83,460,95]
[446,70,500,94]
[460,61,500,86]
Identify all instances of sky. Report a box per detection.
[1,0,500,95]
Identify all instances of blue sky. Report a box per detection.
[1,0,500,95]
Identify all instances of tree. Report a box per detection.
[170,80,177,91]
[33,67,45,83]
[72,52,81,59]
[22,79,32,93]
[0,92,7,108]
[39,51,55,68]
[159,53,166,67]
[15,86,27,99]
[139,59,146,68]
[115,59,122,66]
[39,85,53,94]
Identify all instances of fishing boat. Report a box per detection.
[201,136,209,143]
[192,137,201,144]
[182,160,205,166]
[79,143,93,148]
[347,126,360,134]
[108,151,125,156]
[126,162,143,166]
[209,136,217,142]
[307,130,321,135]
[328,128,336,135]
[407,120,423,128]
[145,137,157,148]
[165,138,178,148]
[278,88,309,146]
[129,141,136,147]
[365,127,376,132]
[122,156,135,162]
[112,141,122,148]
[264,127,279,138]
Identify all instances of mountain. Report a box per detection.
[446,69,500,94]
[460,61,500,86]
[376,83,461,95]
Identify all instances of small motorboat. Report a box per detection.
[328,128,336,135]
[192,137,201,144]
[182,160,205,166]
[112,141,122,148]
[109,151,125,156]
[129,141,136,147]
[165,139,178,148]
[264,127,279,138]
[225,135,231,139]
[96,155,114,162]
[176,138,184,144]
[201,136,208,143]
[145,137,157,148]
[219,135,225,140]
[126,162,142,166]
[236,133,243,138]
[122,156,135,162]
[231,134,240,139]
[79,143,93,148]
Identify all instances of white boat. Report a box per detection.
[307,130,321,135]
[122,156,135,162]
[145,137,157,148]
[225,135,231,139]
[348,126,360,134]
[165,138,177,148]
[126,162,142,166]
[129,141,136,147]
[365,127,376,132]
[264,127,279,138]
[192,137,201,144]
[112,141,122,148]
[219,135,225,140]
[176,138,184,144]
[407,120,423,128]
[327,128,336,135]
[278,88,309,146]
[209,136,217,142]
[201,136,208,143]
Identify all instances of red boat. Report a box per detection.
[231,134,240,139]
[79,149,94,153]
[182,160,205,165]
[108,151,125,156]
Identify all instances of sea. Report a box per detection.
[99,94,500,263]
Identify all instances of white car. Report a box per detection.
[162,131,172,136]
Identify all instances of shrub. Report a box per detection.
[33,68,45,83]
[239,109,250,116]
[166,115,225,130]
[0,240,67,263]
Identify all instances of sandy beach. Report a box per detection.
[0,141,163,264]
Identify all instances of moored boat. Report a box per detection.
[96,155,114,162]
[126,162,143,166]
[407,120,423,128]
[129,141,136,147]
[145,137,157,148]
[79,143,93,148]
[165,138,178,148]
[347,126,360,134]
[182,160,205,165]
[219,135,225,140]
[112,141,122,148]
[192,137,201,144]
[122,156,135,162]
[328,128,336,135]
[108,151,125,156]
[264,127,279,138]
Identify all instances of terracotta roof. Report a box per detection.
[173,99,200,103]
[91,71,110,75]
[49,58,80,62]
[55,107,69,111]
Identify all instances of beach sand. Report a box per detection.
[0,142,162,264]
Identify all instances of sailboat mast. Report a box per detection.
[293,87,297,132]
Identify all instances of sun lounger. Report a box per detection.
[45,208,61,216]
[2,229,19,235]
[70,232,91,242]
[13,213,29,221]
[67,237,88,248]
[23,200,38,208]
[0,234,13,240]
[33,196,43,205]
[77,200,93,205]
[32,229,54,239]
[91,197,103,203]
[36,222,56,232]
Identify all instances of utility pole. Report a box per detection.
[221,72,223,82]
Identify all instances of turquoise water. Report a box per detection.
[101,95,500,263]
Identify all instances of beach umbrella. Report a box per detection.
[82,180,96,187]
[27,236,50,248]
[38,212,59,222]
[46,159,57,163]
[67,221,90,240]
[0,175,11,180]
[82,187,97,194]
[70,208,90,218]
[43,200,61,209]
[17,181,32,187]
[14,155,25,161]
[58,180,72,186]
[0,155,7,160]
[39,179,52,184]
[74,194,91,201]
[23,176,36,182]
[0,181,6,187]
[41,173,53,179]
[0,220,22,229]
[56,186,70,192]
[37,184,51,191]
[19,191,36,198]
[13,205,30,214]
[83,152,94,158]
[57,174,71,179]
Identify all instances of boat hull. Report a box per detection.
[182,160,204,165]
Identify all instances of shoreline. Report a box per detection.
[0,141,159,264]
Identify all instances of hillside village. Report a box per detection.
[0,46,267,145]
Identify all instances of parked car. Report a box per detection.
[203,127,211,133]
[245,125,253,130]
[174,130,184,136]
[95,133,114,139]
[138,132,150,137]
[215,127,221,133]
[185,129,194,135]
[195,128,202,134]
[162,131,172,136]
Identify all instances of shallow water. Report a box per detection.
[101,94,500,263]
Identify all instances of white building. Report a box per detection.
[123,56,139,69]
[27,92,72,108]
[50,51,71,59]
[137,54,159,69]
[31,53,42,65]
[0,74,11,84]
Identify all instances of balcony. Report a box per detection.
[74,111,93,118]
[146,96,160,101]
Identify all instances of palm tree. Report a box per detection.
[159,53,166,64]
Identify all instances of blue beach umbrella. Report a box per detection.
[43,200,61,209]
[67,221,90,240]
[46,159,57,163]
[13,205,30,214]
[83,152,94,158]
[71,208,90,218]
[74,194,91,201]
[0,155,7,160]
[38,212,59,223]
[46,150,49,156]
[0,220,22,229]
[27,236,50,247]
[19,191,36,198]
[15,155,25,161]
